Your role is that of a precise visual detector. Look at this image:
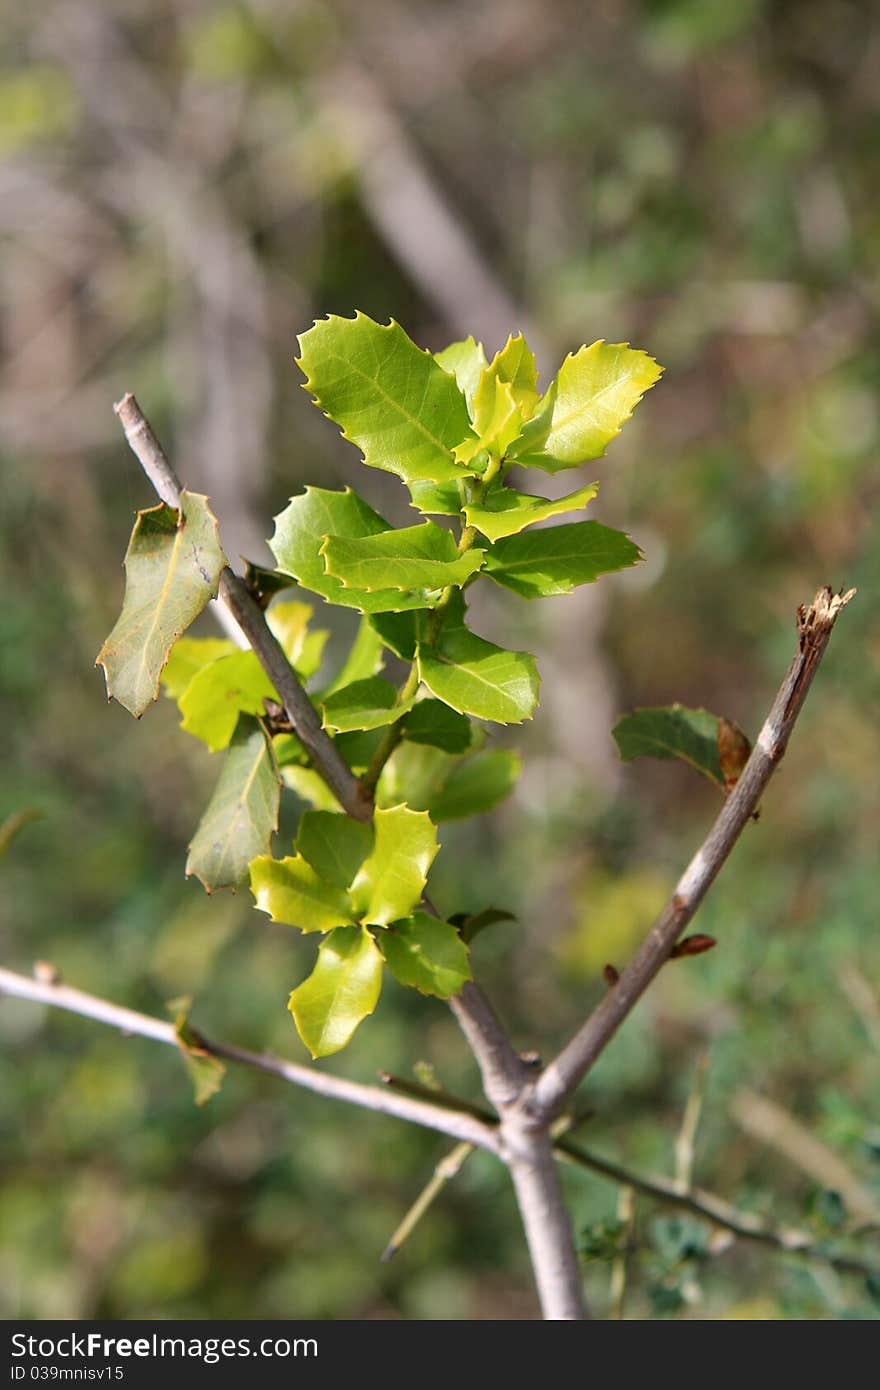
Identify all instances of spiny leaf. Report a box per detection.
[512,341,662,472]
[270,487,432,614]
[454,376,521,465]
[428,748,521,821]
[169,997,226,1106]
[464,482,599,543]
[289,925,383,1058]
[297,313,476,484]
[378,912,471,999]
[178,650,277,751]
[295,810,373,890]
[417,596,539,725]
[97,492,227,716]
[403,699,473,754]
[488,333,540,419]
[434,336,488,409]
[612,704,733,790]
[321,676,417,733]
[484,520,641,599]
[186,718,280,891]
[349,804,439,927]
[250,853,355,932]
[321,522,485,595]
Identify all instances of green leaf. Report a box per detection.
[512,340,663,471]
[349,804,439,927]
[322,617,385,695]
[612,705,728,789]
[250,853,355,932]
[178,650,277,751]
[488,333,540,419]
[376,742,459,813]
[298,313,475,484]
[321,676,417,733]
[378,912,471,999]
[289,925,383,1058]
[428,748,521,821]
[434,336,488,409]
[321,521,485,595]
[267,600,327,680]
[186,718,280,891]
[407,478,464,518]
[270,487,431,614]
[417,598,539,725]
[97,492,227,716]
[295,810,373,890]
[160,637,237,699]
[454,376,521,465]
[403,699,473,754]
[484,520,641,599]
[369,611,419,661]
[169,998,226,1107]
[464,482,599,542]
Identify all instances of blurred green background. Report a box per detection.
[1,0,878,1320]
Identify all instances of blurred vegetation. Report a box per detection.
[1,0,878,1319]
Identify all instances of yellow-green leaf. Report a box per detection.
[349,804,439,927]
[378,912,471,999]
[464,482,598,543]
[250,853,355,932]
[289,925,383,1058]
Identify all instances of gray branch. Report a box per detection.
[0,966,497,1152]
[529,585,856,1121]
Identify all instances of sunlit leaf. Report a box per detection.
[178,650,277,751]
[512,341,662,471]
[169,997,225,1107]
[321,617,385,696]
[266,600,328,680]
[484,521,640,598]
[298,313,476,484]
[349,804,439,927]
[186,719,280,891]
[270,486,431,613]
[378,912,471,998]
[464,482,598,543]
[321,676,417,733]
[160,637,237,700]
[289,925,383,1058]
[97,492,227,716]
[434,336,488,409]
[368,611,419,661]
[321,522,485,595]
[417,596,539,724]
[250,853,355,932]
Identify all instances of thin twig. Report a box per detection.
[112,393,371,821]
[0,966,498,1152]
[381,1141,475,1263]
[675,1052,709,1193]
[555,1136,879,1281]
[530,586,855,1121]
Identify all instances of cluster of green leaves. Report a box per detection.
[99,313,662,1057]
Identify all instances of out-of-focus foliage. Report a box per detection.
[1,0,878,1319]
